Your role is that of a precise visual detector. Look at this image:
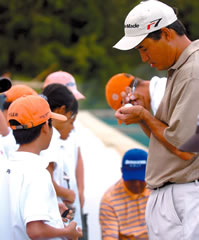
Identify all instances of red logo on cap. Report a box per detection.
[147,18,162,30]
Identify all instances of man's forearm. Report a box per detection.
[142,109,194,160]
[139,120,151,138]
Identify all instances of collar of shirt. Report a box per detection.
[8,151,48,169]
[169,40,199,74]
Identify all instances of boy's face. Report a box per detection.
[53,111,76,140]
[133,83,151,111]
[44,120,53,150]
[124,180,146,194]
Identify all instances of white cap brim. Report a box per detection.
[113,34,148,51]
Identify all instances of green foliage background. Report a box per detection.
[0,0,198,108]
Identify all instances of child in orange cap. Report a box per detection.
[0,84,38,158]
[105,73,167,116]
[3,84,37,119]
[0,95,82,239]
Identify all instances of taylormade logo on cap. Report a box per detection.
[125,23,139,28]
[113,0,177,50]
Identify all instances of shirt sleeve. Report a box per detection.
[20,169,58,225]
[99,197,119,240]
[165,78,199,147]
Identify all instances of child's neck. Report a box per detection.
[17,143,42,155]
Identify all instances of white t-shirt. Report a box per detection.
[0,151,66,240]
[41,127,82,228]
[149,76,167,115]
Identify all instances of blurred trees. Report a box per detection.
[0,0,198,108]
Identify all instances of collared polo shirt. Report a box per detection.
[99,179,150,240]
[146,40,199,189]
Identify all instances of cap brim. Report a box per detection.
[0,77,12,93]
[113,34,148,51]
[73,90,86,100]
[50,112,67,122]
[179,133,199,152]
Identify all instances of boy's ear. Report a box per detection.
[41,121,49,134]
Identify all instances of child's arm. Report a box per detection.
[76,147,85,208]
[47,162,76,204]
[0,110,9,136]
[26,220,82,239]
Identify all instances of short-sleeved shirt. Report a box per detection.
[0,151,66,240]
[99,179,150,240]
[146,40,199,189]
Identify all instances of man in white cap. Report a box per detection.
[113,1,199,239]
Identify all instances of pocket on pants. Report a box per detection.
[146,187,183,240]
[165,185,182,225]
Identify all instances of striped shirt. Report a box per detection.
[99,179,150,240]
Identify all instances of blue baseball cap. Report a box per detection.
[121,148,148,181]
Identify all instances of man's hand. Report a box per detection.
[115,104,144,125]
[121,87,148,109]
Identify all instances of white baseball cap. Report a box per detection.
[113,0,177,50]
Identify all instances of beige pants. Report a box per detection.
[145,181,199,240]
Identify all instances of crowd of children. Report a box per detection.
[0,72,86,239]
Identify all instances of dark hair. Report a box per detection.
[146,20,187,41]
[9,119,52,145]
[42,84,78,115]
[129,77,144,88]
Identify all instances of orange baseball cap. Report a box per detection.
[8,95,67,130]
[105,73,134,110]
[5,84,37,102]
[43,71,85,100]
